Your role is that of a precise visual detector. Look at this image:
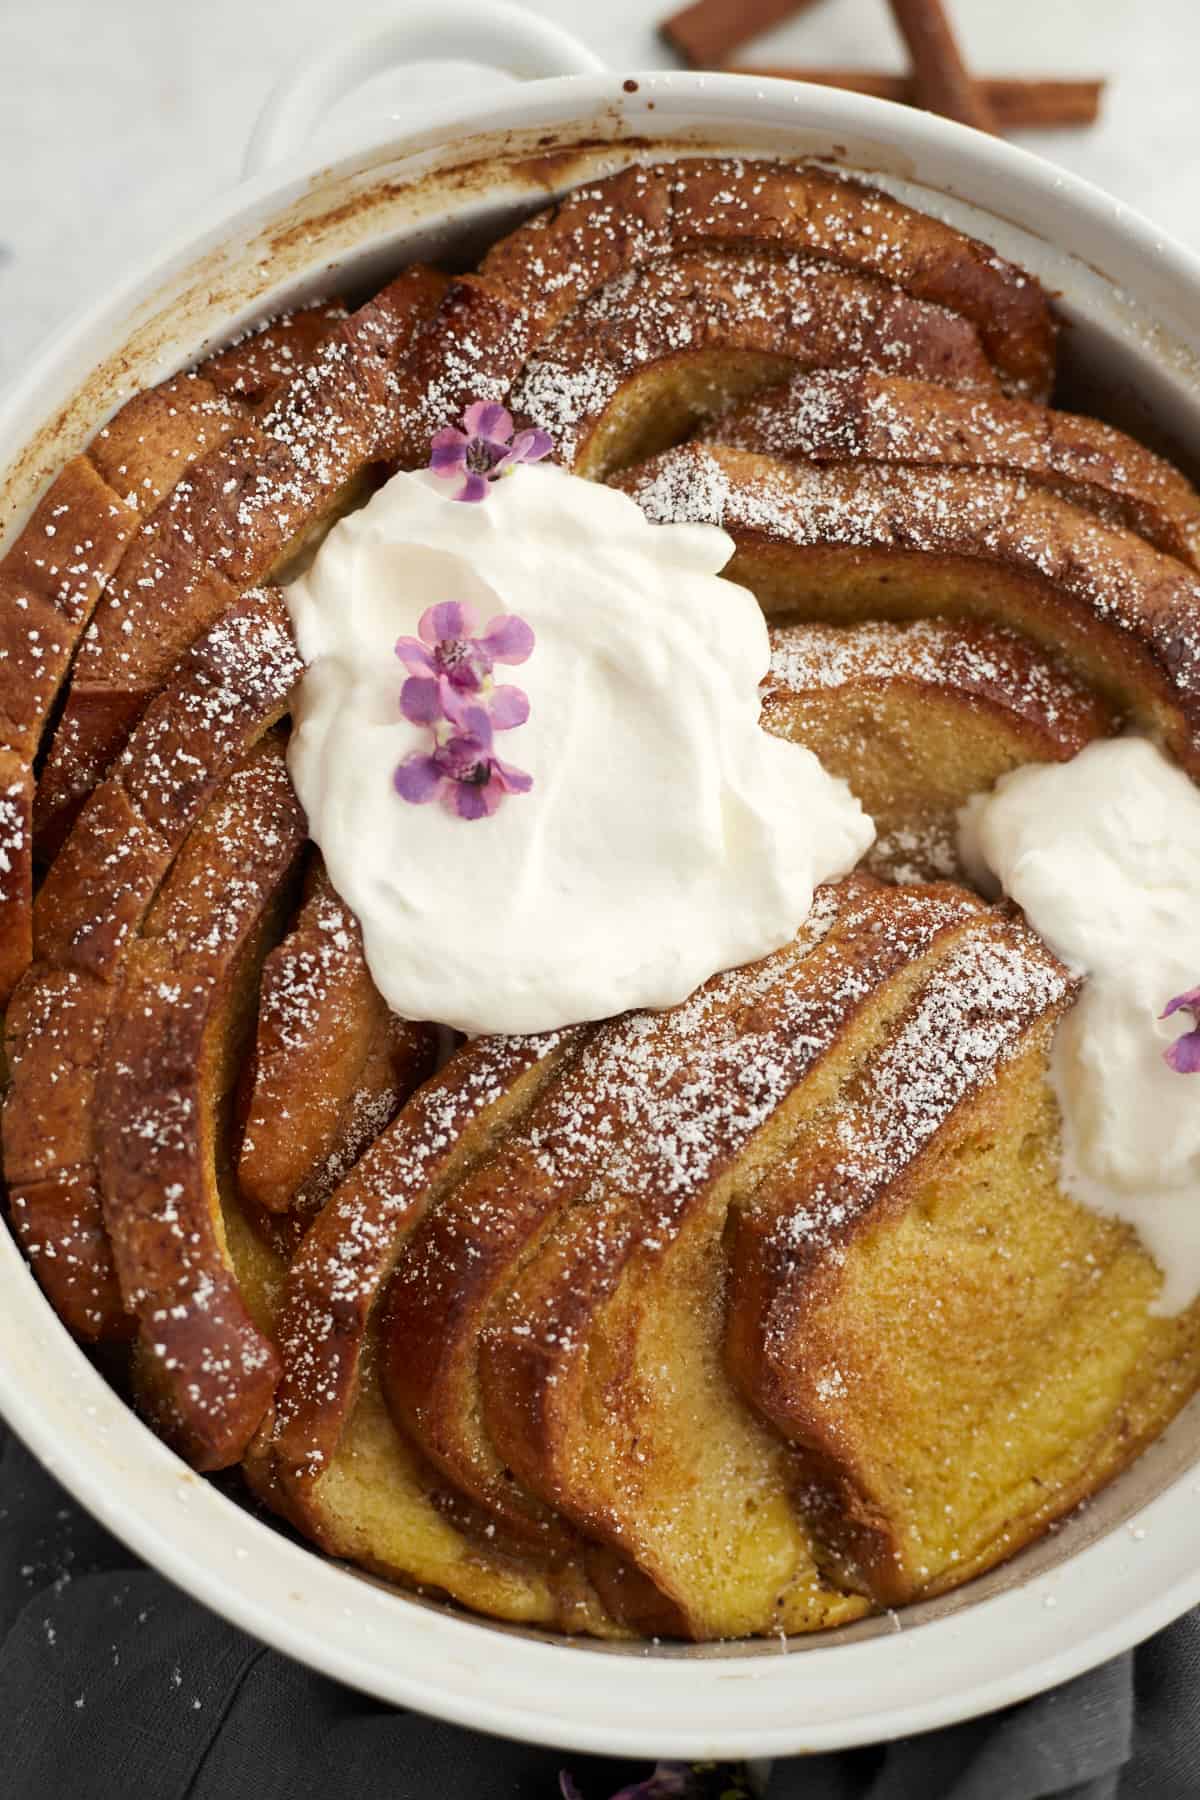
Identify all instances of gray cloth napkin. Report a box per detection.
[1,1424,1195,1800]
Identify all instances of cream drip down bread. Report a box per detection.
[4,158,1200,1642]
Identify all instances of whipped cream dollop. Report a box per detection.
[285,465,872,1036]
[959,738,1200,1311]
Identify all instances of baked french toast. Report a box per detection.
[711,368,1200,569]
[726,930,1200,1606]
[4,154,1200,1649]
[237,860,437,1228]
[508,256,999,480]
[619,443,1200,778]
[475,876,982,1638]
[763,619,1115,881]
[97,733,305,1468]
[4,588,302,1339]
[0,304,339,1006]
[35,269,447,856]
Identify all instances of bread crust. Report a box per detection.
[480,160,1056,399]
[237,863,437,1219]
[620,443,1200,775]
[508,255,997,479]
[3,588,302,1339]
[476,880,980,1637]
[95,737,305,1469]
[0,311,344,1007]
[34,269,446,849]
[713,369,1200,568]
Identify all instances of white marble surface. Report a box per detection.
[1,0,1197,394]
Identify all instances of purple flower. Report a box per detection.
[394,703,532,822]
[1162,987,1200,1073]
[428,400,552,502]
[396,599,534,728]
[558,1767,699,1800]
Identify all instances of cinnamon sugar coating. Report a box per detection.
[237,861,437,1222]
[0,307,342,1008]
[3,588,302,1339]
[713,368,1200,569]
[96,736,306,1469]
[620,443,1200,776]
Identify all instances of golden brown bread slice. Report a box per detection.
[35,267,447,848]
[247,1028,623,1631]
[197,300,349,404]
[237,862,437,1220]
[94,735,306,1469]
[619,443,1200,777]
[2,588,303,1340]
[721,913,1200,1608]
[479,159,1056,401]
[265,1031,586,1488]
[391,159,1053,473]
[507,255,998,480]
[473,879,984,1639]
[0,307,343,1006]
[763,619,1115,881]
[711,369,1200,569]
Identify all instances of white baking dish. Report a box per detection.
[2,0,1200,1760]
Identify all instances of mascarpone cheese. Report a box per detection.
[959,737,1200,1311]
[285,464,873,1037]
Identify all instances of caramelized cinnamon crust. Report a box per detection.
[479,160,1056,399]
[35,268,446,850]
[619,443,1200,775]
[712,369,1200,568]
[0,310,343,1006]
[95,736,305,1469]
[508,255,997,480]
[198,301,349,405]
[237,862,437,1220]
[3,590,302,1339]
[763,619,1115,881]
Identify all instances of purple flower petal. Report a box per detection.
[456,704,494,753]
[422,600,474,645]
[487,684,530,731]
[496,427,554,471]
[394,635,437,676]
[1161,987,1200,1073]
[480,613,535,664]
[393,752,441,805]
[437,678,475,728]
[445,780,491,821]
[462,400,513,446]
[456,470,491,504]
[429,427,469,477]
[1166,1032,1200,1074]
[398,676,444,726]
[492,753,533,795]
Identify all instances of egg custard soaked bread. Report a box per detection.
[5,156,1200,1642]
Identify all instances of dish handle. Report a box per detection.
[243,0,606,178]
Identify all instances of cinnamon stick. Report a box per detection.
[886,0,996,133]
[661,0,821,70]
[726,68,1105,130]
